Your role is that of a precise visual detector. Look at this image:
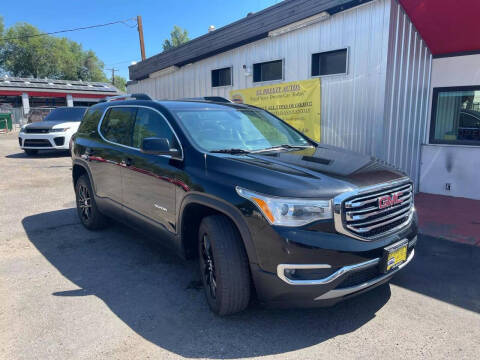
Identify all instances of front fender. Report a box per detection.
[178,192,258,264]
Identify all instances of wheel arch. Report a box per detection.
[72,160,95,191]
[178,193,258,264]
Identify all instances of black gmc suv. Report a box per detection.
[72,95,417,315]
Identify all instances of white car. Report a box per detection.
[19,107,88,155]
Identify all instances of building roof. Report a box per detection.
[129,0,371,81]
[399,0,480,56]
[0,77,119,95]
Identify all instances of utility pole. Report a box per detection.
[106,68,119,85]
[137,15,146,61]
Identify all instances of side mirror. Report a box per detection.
[141,137,181,158]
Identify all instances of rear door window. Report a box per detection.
[100,107,137,147]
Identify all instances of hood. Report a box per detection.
[25,121,80,130]
[207,144,407,198]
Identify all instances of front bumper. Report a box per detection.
[247,211,418,307]
[313,248,414,300]
[251,239,415,307]
[19,132,70,150]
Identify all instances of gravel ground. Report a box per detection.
[1,133,479,360]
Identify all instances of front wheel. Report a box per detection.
[198,215,251,315]
[75,175,108,230]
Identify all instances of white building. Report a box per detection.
[128,0,480,200]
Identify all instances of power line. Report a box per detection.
[0,18,137,41]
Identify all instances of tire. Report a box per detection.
[75,174,108,230]
[198,215,251,315]
[24,149,38,156]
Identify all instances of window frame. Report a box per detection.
[310,47,349,78]
[429,85,480,147]
[252,59,284,83]
[211,66,233,88]
[97,105,184,159]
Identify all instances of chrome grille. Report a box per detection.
[334,180,414,240]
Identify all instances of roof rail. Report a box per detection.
[101,93,152,102]
[179,96,232,103]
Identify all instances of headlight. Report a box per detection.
[236,187,332,226]
[50,127,69,132]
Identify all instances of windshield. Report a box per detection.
[173,108,312,152]
[43,107,87,122]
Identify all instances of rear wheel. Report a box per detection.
[75,175,108,230]
[198,215,251,315]
[24,149,38,156]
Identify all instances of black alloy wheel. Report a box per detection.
[198,215,251,315]
[201,233,217,299]
[77,183,92,222]
[75,174,108,230]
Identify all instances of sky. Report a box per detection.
[1,0,280,80]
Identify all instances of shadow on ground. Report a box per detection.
[391,234,480,313]
[6,150,70,159]
[22,209,392,359]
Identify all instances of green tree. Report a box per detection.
[0,17,4,74]
[111,75,126,92]
[162,25,189,51]
[0,21,108,82]
[0,16,4,47]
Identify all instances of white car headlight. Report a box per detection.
[50,127,70,133]
[236,187,332,226]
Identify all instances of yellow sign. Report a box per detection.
[230,78,321,141]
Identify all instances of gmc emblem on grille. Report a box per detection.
[378,192,403,209]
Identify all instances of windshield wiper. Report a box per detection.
[210,148,251,154]
[251,144,314,153]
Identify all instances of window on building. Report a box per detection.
[211,67,232,87]
[132,107,178,149]
[430,86,480,145]
[253,60,283,82]
[100,107,137,146]
[311,49,348,76]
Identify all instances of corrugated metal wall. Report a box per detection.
[383,0,432,187]
[129,1,391,147]
[128,0,432,187]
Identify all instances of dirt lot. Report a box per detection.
[1,133,479,360]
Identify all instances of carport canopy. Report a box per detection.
[399,0,480,56]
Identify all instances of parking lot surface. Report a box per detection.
[1,134,479,360]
